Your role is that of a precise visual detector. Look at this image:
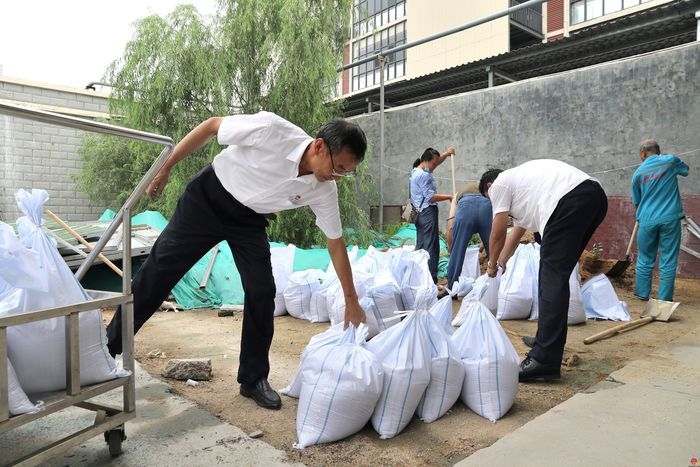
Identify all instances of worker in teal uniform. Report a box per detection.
[632,139,689,301]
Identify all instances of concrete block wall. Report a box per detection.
[0,77,109,222]
[351,42,700,276]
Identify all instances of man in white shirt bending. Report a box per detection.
[106,112,368,409]
[480,160,607,382]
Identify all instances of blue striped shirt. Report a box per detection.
[631,154,688,225]
[410,168,436,211]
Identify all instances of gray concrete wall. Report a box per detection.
[0,78,110,222]
[352,41,700,223]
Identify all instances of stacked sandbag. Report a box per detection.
[283,269,325,320]
[308,247,360,322]
[365,270,405,317]
[581,274,630,321]
[295,324,383,449]
[1,189,128,394]
[497,244,534,320]
[459,246,481,280]
[428,295,454,336]
[360,297,401,339]
[270,244,296,316]
[400,250,438,311]
[415,312,464,423]
[451,286,519,421]
[328,271,373,326]
[366,312,431,439]
[281,324,345,398]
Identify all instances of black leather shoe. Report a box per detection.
[633,293,649,301]
[518,356,561,382]
[521,336,536,349]
[240,378,282,410]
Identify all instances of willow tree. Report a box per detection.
[75,0,376,248]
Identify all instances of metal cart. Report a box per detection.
[0,102,174,465]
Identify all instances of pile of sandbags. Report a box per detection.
[0,190,128,415]
[283,269,325,321]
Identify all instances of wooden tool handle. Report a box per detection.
[583,316,653,344]
[450,154,457,196]
[46,210,123,277]
[625,221,639,257]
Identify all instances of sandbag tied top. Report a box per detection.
[1,188,129,394]
[367,312,432,439]
[428,295,454,336]
[0,221,48,292]
[295,324,383,449]
[451,298,519,422]
[400,249,438,311]
[415,312,464,423]
[452,275,490,327]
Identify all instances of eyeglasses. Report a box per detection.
[326,142,357,177]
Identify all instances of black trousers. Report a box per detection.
[530,180,608,365]
[107,165,276,385]
[415,204,440,282]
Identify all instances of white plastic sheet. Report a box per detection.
[270,244,296,317]
[581,274,630,321]
[415,312,464,423]
[295,324,383,449]
[1,189,128,393]
[451,286,519,421]
[366,312,431,439]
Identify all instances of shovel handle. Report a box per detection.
[583,316,653,344]
[625,221,639,257]
[46,210,123,277]
[450,153,457,196]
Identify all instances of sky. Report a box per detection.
[0,1,217,90]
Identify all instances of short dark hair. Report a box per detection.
[316,119,367,162]
[640,139,660,155]
[420,147,440,163]
[479,168,503,196]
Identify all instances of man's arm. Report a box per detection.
[487,212,509,277]
[147,117,223,198]
[327,236,365,328]
[500,226,526,266]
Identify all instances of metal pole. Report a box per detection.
[378,55,387,231]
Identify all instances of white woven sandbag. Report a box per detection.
[365,269,404,317]
[7,358,39,416]
[270,244,296,317]
[567,264,586,325]
[281,323,345,398]
[449,276,474,298]
[295,324,383,449]
[308,247,360,323]
[581,274,630,321]
[400,250,437,310]
[283,269,325,321]
[388,246,414,285]
[451,288,519,421]
[2,189,128,393]
[360,297,401,339]
[452,277,489,327]
[428,295,454,336]
[415,312,464,423]
[527,243,541,320]
[366,312,431,439]
[0,221,48,292]
[480,270,501,312]
[328,271,373,326]
[497,244,534,320]
[459,246,481,280]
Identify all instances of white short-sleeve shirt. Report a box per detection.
[211,111,343,239]
[489,159,597,233]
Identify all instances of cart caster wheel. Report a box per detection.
[105,428,126,457]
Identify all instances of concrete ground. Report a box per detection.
[0,360,300,466]
[456,321,700,467]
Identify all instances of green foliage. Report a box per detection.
[75,0,376,248]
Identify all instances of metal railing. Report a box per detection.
[0,101,174,464]
[510,0,543,34]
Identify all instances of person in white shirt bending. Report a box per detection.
[480,160,607,382]
[106,112,368,409]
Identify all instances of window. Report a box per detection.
[571,0,647,25]
[353,0,406,38]
[351,21,407,91]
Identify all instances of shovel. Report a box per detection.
[583,298,679,344]
[606,221,638,277]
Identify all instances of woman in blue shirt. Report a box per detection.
[410,147,454,282]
